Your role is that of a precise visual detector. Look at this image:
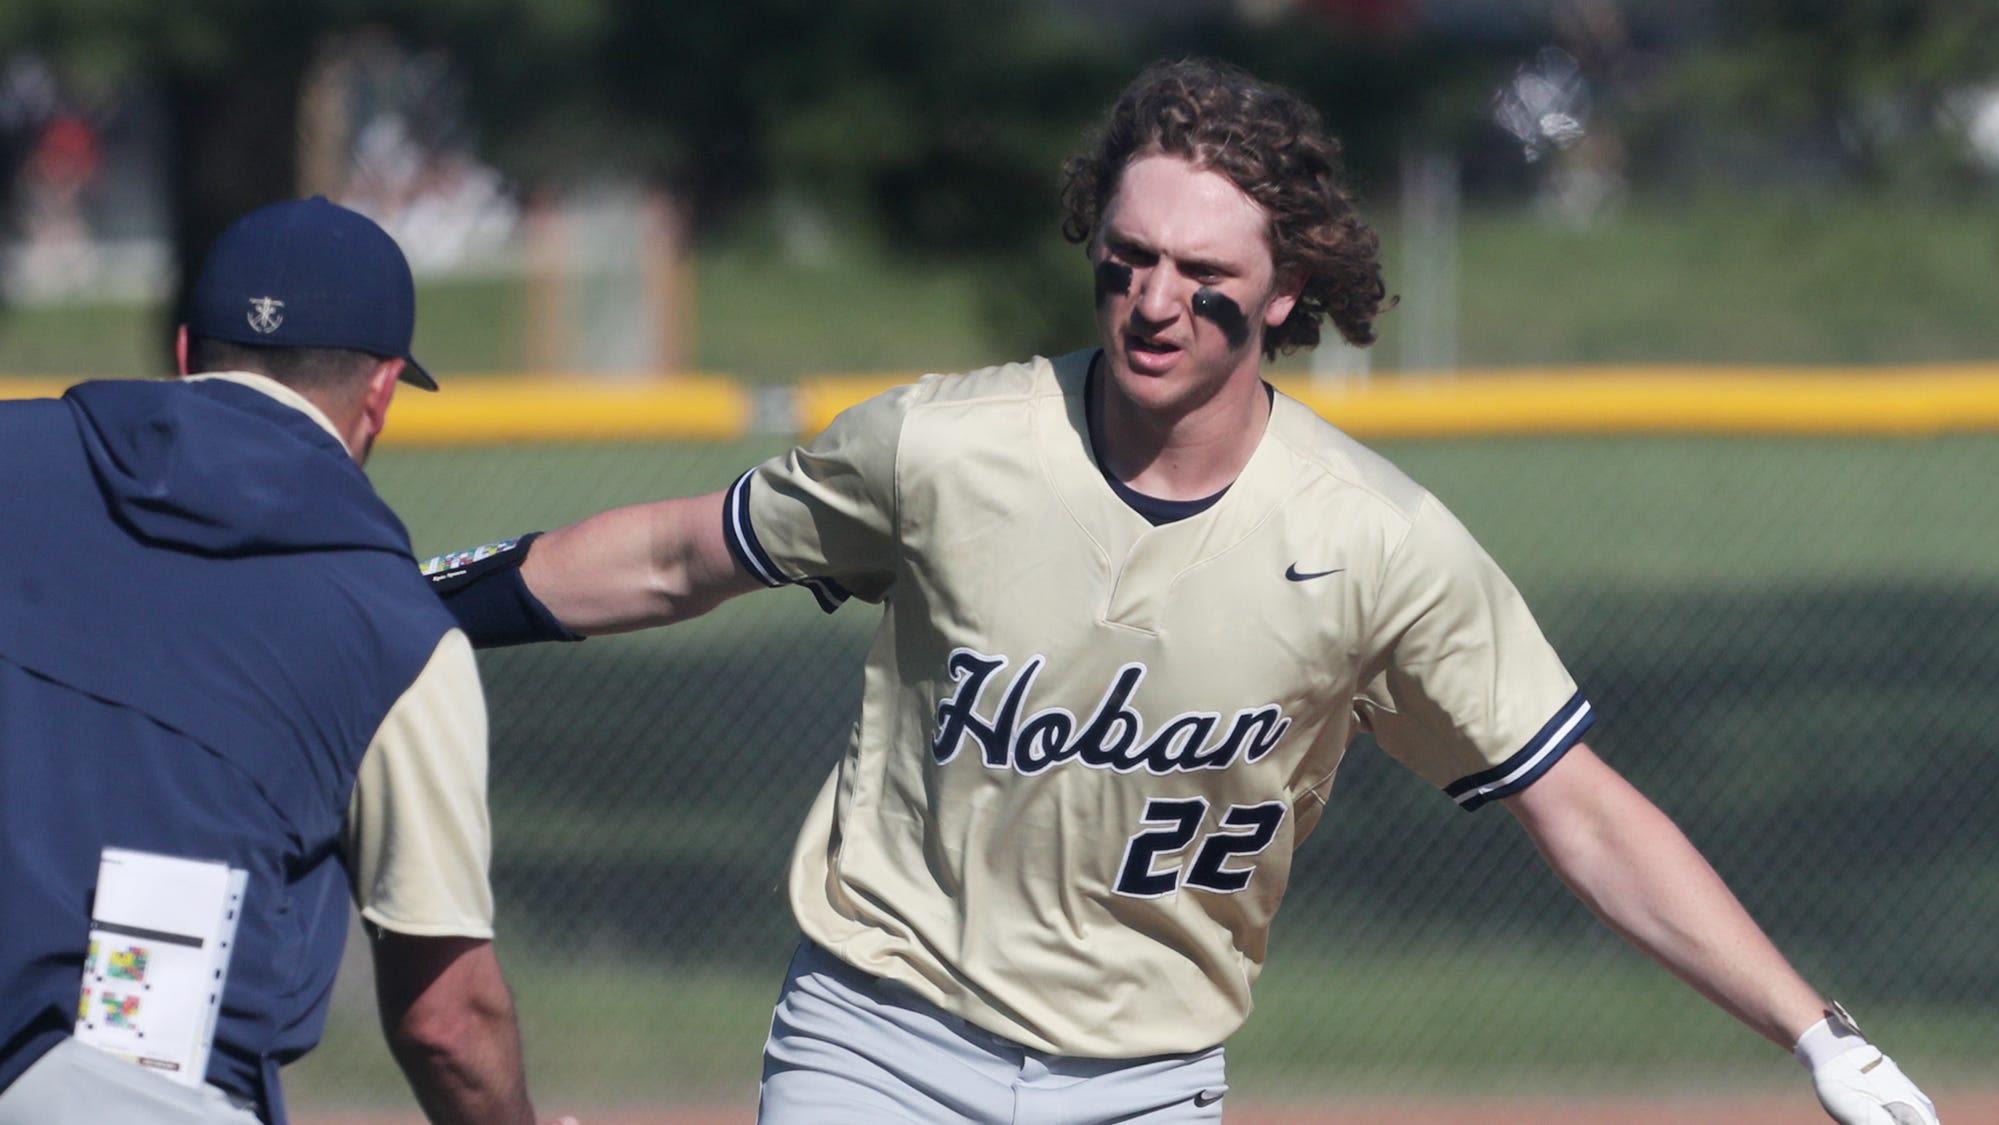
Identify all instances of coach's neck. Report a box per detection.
[173,324,402,464]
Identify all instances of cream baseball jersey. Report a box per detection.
[723,349,1593,1058]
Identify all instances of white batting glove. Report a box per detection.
[1795,1004,1940,1124]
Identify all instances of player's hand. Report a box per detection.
[1811,1044,1939,1124]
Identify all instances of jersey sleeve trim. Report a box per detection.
[721,468,851,614]
[1444,692,1595,812]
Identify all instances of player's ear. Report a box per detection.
[174,325,192,378]
[1263,269,1306,328]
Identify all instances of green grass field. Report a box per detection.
[1438,200,1999,369]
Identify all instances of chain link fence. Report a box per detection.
[284,428,1999,1118]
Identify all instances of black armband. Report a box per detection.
[421,532,582,649]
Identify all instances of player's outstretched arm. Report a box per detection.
[1503,743,1824,1045]
[423,489,764,645]
[1502,744,1939,1124]
[521,489,763,635]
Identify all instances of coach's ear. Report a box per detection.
[174,324,192,377]
[363,357,402,418]
[347,356,404,464]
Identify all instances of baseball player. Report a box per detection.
[431,60,1938,1124]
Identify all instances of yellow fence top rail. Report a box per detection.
[1276,364,1999,438]
[383,374,752,443]
[0,374,754,444]
[8,364,1999,442]
[0,378,80,402]
[798,364,1999,438]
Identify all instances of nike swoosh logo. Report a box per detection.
[1284,563,1345,582]
[1193,1089,1225,1107]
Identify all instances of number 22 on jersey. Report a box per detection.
[1115,798,1286,898]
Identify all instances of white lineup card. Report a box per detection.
[73,847,247,1087]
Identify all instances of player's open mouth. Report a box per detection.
[1124,334,1182,373]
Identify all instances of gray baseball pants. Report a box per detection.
[759,940,1229,1124]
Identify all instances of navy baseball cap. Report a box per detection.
[187,195,437,390]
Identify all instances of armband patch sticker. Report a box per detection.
[421,538,521,578]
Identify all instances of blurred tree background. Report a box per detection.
[2,0,1997,373]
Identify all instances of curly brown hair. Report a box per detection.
[1060,58,1391,357]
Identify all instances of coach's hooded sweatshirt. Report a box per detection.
[0,375,454,1123]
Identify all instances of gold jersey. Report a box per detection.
[724,350,1592,1058]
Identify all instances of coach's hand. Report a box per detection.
[1797,1005,1939,1124]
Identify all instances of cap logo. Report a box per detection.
[246,296,285,335]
